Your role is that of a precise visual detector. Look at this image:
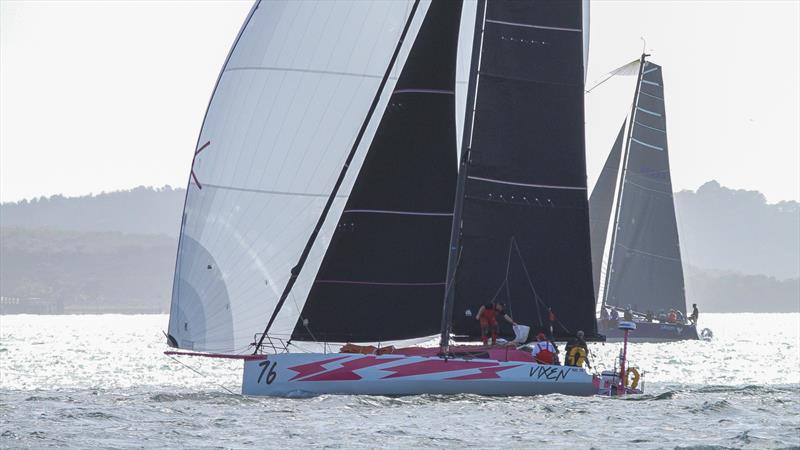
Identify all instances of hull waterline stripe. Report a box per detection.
[343,209,453,217]
[485,19,581,33]
[203,183,347,198]
[468,175,586,191]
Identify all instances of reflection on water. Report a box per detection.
[1,313,799,448]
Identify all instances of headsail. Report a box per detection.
[290,1,463,343]
[168,1,425,353]
[589,121,626,299]
[603,61,687,314]
[445,0,599,341]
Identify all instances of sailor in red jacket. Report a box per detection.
[531,332,558,364]
[475,302,516,346]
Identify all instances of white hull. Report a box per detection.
[242,353,598,397]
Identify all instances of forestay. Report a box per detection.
[168,0,425,353]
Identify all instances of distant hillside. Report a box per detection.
[1,181,798,314]
[0,186,185,237]
[684,266,799,313]
[675,181,799,280]
[0,228,175,314]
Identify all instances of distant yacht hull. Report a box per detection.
[600,320,699,342]
[242,352,599,397]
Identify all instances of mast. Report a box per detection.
[439,0,487,350]
[253,1,422,353]
[600,53,648,309]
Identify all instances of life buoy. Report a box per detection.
[567,346,587,367]
[625,367,640,389]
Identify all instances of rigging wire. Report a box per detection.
[164,354,237,396]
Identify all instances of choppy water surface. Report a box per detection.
[1,313,798,448]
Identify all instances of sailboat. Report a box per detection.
[590,54,708,342]
[166,0,642,396]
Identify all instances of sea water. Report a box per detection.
[1,313,798,448]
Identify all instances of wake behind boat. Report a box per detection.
[166,0,645,397]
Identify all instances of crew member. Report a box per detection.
[689,304,699,325]
[531,332,558,365]
[668,309,678,323]
[547,307,557,337]
[565,330,591,369]
[475,302,515,346]
[610,308,620,321]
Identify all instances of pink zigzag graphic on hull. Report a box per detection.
[381,360,500,379]
[287,356,350,381]
[446,364,520,380]
[301,356,403,381]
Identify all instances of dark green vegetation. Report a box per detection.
[1,182,797,313]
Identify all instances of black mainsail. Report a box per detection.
[600,58,687,315]
[442,0,599,343]
[290,1,463,343]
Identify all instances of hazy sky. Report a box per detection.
[2,0,798,203]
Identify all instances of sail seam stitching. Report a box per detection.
[224,66,383,79]
[485,19,581,33]
[468,175,586,191]
[393,89,455,95]
[624,179,673,196]
[616,243,680,262]
[315,280,445,286]
[342,209,453,216]
[202,183,347,198]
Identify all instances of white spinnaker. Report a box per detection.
[455,0,478,158]
[583,0,590,82]
[169,0,429,353]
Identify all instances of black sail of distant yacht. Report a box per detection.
[601,59,687,315]
[443,0,599,342]
[589,121,626,299]
[290,1,462,342]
